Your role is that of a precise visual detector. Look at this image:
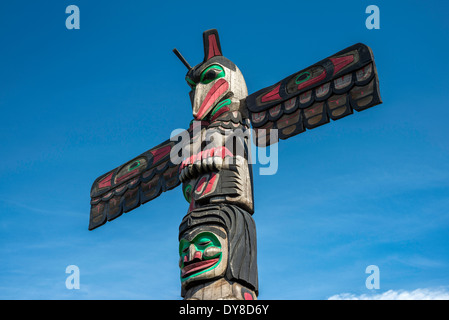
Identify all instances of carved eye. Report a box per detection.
[203,69,218,81]
[198,240,212,246]
[179,240,190,256]
[295,71,311,84]
[200,65,225,84]
[128,160,141,171]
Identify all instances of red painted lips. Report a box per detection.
[195,79,229,120]
[181,258,220,278]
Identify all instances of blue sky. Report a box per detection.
[1,0,449,299]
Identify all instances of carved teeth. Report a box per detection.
[212,157,223,170]
[180,167,188,182]
[188,164,196,177]
[179,147,236,182]
[193,160,202,172]
[206,157,214,171]
[201,158,208,171]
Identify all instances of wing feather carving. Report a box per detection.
[245,43,382,146]
[89,134,185,230]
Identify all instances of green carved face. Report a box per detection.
[179,228,228,286]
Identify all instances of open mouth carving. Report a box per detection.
[181,257,220,278]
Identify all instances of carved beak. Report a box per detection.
[193,79,229,120]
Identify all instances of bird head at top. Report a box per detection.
[173,29,248,121]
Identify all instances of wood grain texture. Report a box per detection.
[184,278,257,300]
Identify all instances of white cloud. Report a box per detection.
[328,288,449,300]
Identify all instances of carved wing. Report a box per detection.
[89,135,185,230]
[245,43,382,146]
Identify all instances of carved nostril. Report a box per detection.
[184,248,203,267]
[194,251,202,260]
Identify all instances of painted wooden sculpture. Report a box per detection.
[89,29,382,300]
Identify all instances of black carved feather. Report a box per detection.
[88,134,186,230]
[245,43,382,146]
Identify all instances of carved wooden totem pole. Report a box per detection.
[89,29,382,300]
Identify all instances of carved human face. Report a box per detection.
[179,226,228,288]
[185,57,247,120]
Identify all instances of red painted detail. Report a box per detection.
[151,145,171,164]
[201,149,210,160]
[102,192,113,201]
[115,185,126,193]
[196,177,208,193]
[269,104,281,117]
[188,198,196,212]
[207,34,221,60]
[181,257,220,278]
[203,173,217,195]
[330,55,354,75]
[184,256,188,263]
[210,106,230,121]
[214,146,233,159]
[197,150,204,161]
[279,111,300,126]
[194,251,202,260]
[181,146,231,169]
[190,154,196,164]
[116,170,138,183]
[244,292,253,300]
[297,70,327,91]
[329,98,340,105]
[189,120,210,131]
[98,172,113,189]
[181,157,189,169]
[195,79,229,120]
[261,84,281,103]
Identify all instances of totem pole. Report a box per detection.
[88,29,382,300]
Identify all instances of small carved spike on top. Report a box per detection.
[203,29,222,61]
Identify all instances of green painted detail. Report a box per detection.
[183,184,192,203]
[295,71,311,84]
[186,76,196,89]
[210,98,231,117]
[200,65,225,84]
[128,160,140,171]
[179,232,222,281]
